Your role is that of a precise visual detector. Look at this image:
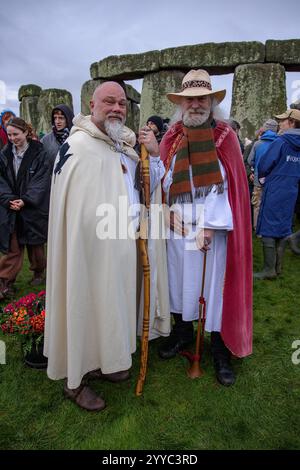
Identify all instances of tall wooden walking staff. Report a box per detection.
[181,250,207,378]
[135,143,151,396]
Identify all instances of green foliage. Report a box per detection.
[0,240,299,450]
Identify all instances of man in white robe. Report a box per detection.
[159,70,253,386]
[44,82,169,411]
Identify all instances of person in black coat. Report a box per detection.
[0,117,51,299]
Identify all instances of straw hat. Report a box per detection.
[167,69,226,105]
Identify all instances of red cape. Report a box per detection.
[160,121,253,357]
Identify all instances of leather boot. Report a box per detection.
[86,369,130,382]
[288,230,300,255]
[211,332,235,386]
[254,237,277,280]
[158,313,194,359]
[29,271,46,286]
[275,238,287,275]
[63,379,106,411]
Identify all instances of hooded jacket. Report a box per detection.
[257,129,300,237]
[41,104,74,168]
[248,130,278,186]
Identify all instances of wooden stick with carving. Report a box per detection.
[135,143,151,396]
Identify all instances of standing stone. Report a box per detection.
[126,101,140,135]
[37,89,73,135]
[18,84,42,101]
[125,85,140,134]
[160,41,265,73]
[81,79,104,115]
[125,83,140,104]
[90,50,160,80]
[139,70,184,127]
[19,84,42,132]
[266,39,300,68]
[230,63,286,140]
[20,97,40,132]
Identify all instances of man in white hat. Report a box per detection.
[159,69,253,386]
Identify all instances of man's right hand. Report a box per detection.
[168,210,189,237]
[196,228,215,251]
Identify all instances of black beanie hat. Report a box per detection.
[147,115,164,133]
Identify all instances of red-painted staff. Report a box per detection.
[181,250,207,378]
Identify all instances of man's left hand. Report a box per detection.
[138,126,159,157]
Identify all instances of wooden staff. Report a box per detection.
[135,143,151,396]
[181,250,207,379]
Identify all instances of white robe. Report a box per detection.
[163,156,233,331]
[44,114,170,389]
[121,153,171,340]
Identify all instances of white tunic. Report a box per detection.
[120,152,170,340]
[163,156,233,331]
[120,153,165,208]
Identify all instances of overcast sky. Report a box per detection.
[0,0,299,120]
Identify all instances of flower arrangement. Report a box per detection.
[0,290,46,354]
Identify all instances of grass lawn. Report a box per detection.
[0,235,299,450]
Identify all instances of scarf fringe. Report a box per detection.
[170,193,193,205]
[170,182,224,205]
[194,182,224,198]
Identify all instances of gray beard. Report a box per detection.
[183,109,211,127]
[104,119,124,146]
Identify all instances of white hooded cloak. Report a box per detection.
[44,114,170,389]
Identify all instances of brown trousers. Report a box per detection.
[0,232,46,283]
[251,186,262,231]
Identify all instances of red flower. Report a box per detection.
[0,291,46,353]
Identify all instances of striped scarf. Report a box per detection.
[53,126,70,145]
[169,122,224,204]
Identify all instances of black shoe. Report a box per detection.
[158,334,193,360]
[214,357,235,386]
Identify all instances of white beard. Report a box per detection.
[183,108,211,127]
[104,119,124,145]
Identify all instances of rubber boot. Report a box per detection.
[158,313,194,359]
[275,238,287,275]
[288,230,300,255]
[211,332,235,386]
[254,237,277,280]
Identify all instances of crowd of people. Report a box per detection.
[0,69,299,411]
[236,108,300,280]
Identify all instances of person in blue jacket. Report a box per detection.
[255,109,300,279]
